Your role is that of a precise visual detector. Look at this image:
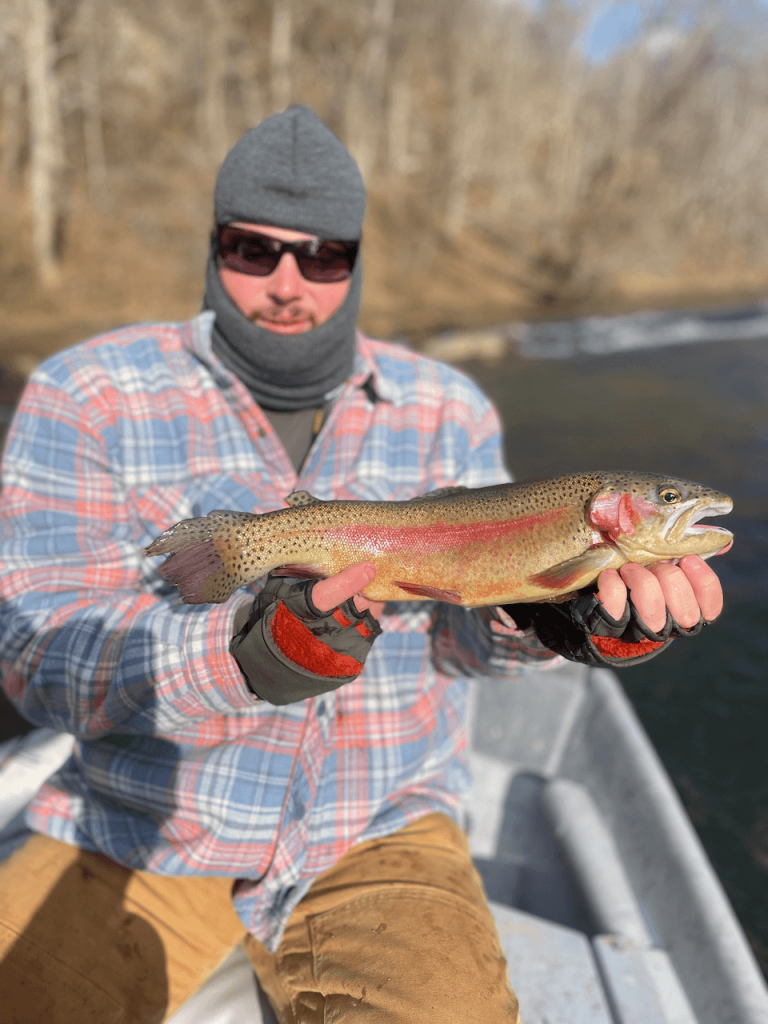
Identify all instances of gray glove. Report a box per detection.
[230,574,382,705]
[508,591,706,669]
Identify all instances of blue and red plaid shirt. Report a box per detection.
[0,313,558,949]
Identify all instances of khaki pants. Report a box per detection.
[0,813,519,1023]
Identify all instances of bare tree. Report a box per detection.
[77,0,107,201]
[444,0,492,235]
[386,47,417,182]
[344,0,395,182]
[21,0,63,286]
[0,26,24,185]
[2,0,768,325]
[202,0,231,164]
[270,0,292,113]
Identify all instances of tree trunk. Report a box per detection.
[203,0,231,164]
[22,0,62,287]
[344,0,395,182]
[444,2,490,236]
[1,43,24,185]
[78,0,107,201]
[386,49,417,182]
[270,0,292,113]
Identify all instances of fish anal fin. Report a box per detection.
[530,546,615,591]
[393,580,463,603]
[285,490,324,507]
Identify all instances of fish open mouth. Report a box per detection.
[634,497,734,563]
[680,500,733,539]
[660,498,732,542]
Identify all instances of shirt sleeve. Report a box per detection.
[0,371,260,740]
[426,384,562,677]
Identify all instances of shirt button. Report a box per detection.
[316,700,326,716]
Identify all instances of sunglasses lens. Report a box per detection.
[297,242,357,283]
[217,228,358,282]
[218,229,279,277]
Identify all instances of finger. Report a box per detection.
[619,563,667,632]
[597,569,628,620]
[354,597,385,619]
[677,554,724,622]
[312,562,376,613]
[647,562,700,629]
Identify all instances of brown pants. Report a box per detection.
[0,813,519,1023]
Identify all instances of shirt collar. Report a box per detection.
[183,311,236,389]
[349,333,398,405]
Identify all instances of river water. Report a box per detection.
[465,331,768,975]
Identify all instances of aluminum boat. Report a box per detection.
[1,664,766,1023]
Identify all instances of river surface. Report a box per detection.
[465,334,768,976]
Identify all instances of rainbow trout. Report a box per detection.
[144,471,733,606]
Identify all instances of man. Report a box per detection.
[0,106,722,1023]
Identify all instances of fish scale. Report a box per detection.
[144,471,733,606]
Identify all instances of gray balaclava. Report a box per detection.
[203,105,366,411]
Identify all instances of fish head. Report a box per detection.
[587,472,733,564]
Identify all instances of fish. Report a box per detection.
[143,471,733,606]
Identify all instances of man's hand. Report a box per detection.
[231,563,384,705]
[597,554,724,630]
[312,562,385,620]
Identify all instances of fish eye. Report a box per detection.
[658,486,681,504]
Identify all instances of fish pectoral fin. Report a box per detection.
[392,581,463,603]
[410,486,469,502]
[529,546,616,591]
[285,490,324,507]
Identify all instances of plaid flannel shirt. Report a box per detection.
[0,313,558,949]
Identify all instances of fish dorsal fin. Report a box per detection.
[411,486,469,503]
[285,490,324,507]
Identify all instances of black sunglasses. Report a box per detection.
[215,225,359,283]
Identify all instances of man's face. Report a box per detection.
[218,222,351,335]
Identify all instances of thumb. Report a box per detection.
[312,562,377,613]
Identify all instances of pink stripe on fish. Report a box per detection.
[322,505,572,554]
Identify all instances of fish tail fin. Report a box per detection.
[144,511,259,604]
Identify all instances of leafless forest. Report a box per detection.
[2,0,768,368]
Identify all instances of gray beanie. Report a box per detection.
[214,105,366,238]
[204,106,366,411]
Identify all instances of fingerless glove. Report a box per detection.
[231,575,382,705]
[508,591,707,669]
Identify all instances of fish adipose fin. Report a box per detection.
[285,490,324,507]
[529,546,615,590]
[410,486,469,502]
[393,581,463,603]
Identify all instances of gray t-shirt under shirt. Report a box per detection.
[263,406,325,473]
